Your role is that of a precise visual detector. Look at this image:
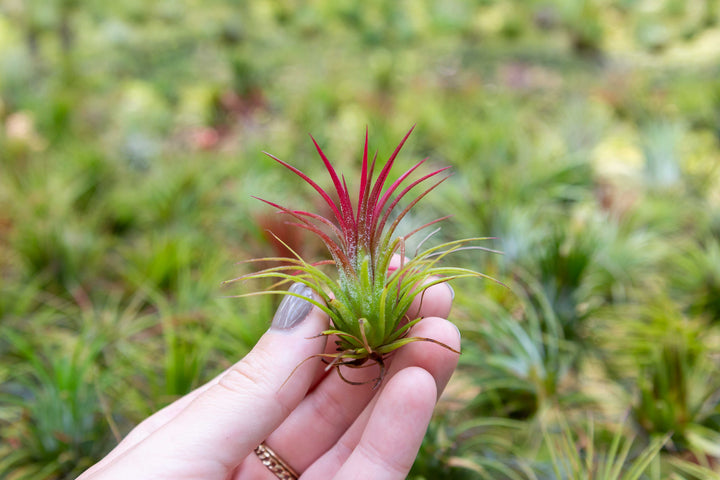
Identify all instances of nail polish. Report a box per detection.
[446,283,455,300]
[271,282,315,330]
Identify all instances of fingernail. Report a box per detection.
[451,322,462,344]
[271,282,315,330]
[446,283,455,300]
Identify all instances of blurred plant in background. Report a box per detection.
[1,0,720,478]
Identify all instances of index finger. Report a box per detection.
[388,254,453,319]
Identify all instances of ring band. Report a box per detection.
[254,443,299,480]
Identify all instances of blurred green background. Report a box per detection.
[2,1,720,478]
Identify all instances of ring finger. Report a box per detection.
[234,313,460,479]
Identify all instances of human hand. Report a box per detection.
[78,266,458,480]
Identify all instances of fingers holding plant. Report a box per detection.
[229,127,495,389]
[224,127,482,479]
[80,127,481,480]
[234,287,459,479]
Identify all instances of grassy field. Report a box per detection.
[2,1,720,478]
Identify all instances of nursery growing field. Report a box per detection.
[2,1,720,478]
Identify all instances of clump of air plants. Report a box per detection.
[228,126,497,387]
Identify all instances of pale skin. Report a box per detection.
[78,258,458,480]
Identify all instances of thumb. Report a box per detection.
[107,283,329,478]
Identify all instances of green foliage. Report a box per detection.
[2,0,720,478]
[0,330,114,479]
[410,415,535,480]
[460,284,581,420]
[537,416,668,480]
[598,302,720,460]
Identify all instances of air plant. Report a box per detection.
[228,127,496,386]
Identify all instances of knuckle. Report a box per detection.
[357,441,411,477]
[218,351,272,396]
[214,350,294,418]
[309,386,351,431]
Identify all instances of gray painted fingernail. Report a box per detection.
[446,283,455,300]
[271,283,315,330]
[451,322,461,343]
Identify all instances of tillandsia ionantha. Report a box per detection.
[228,126,498,387]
